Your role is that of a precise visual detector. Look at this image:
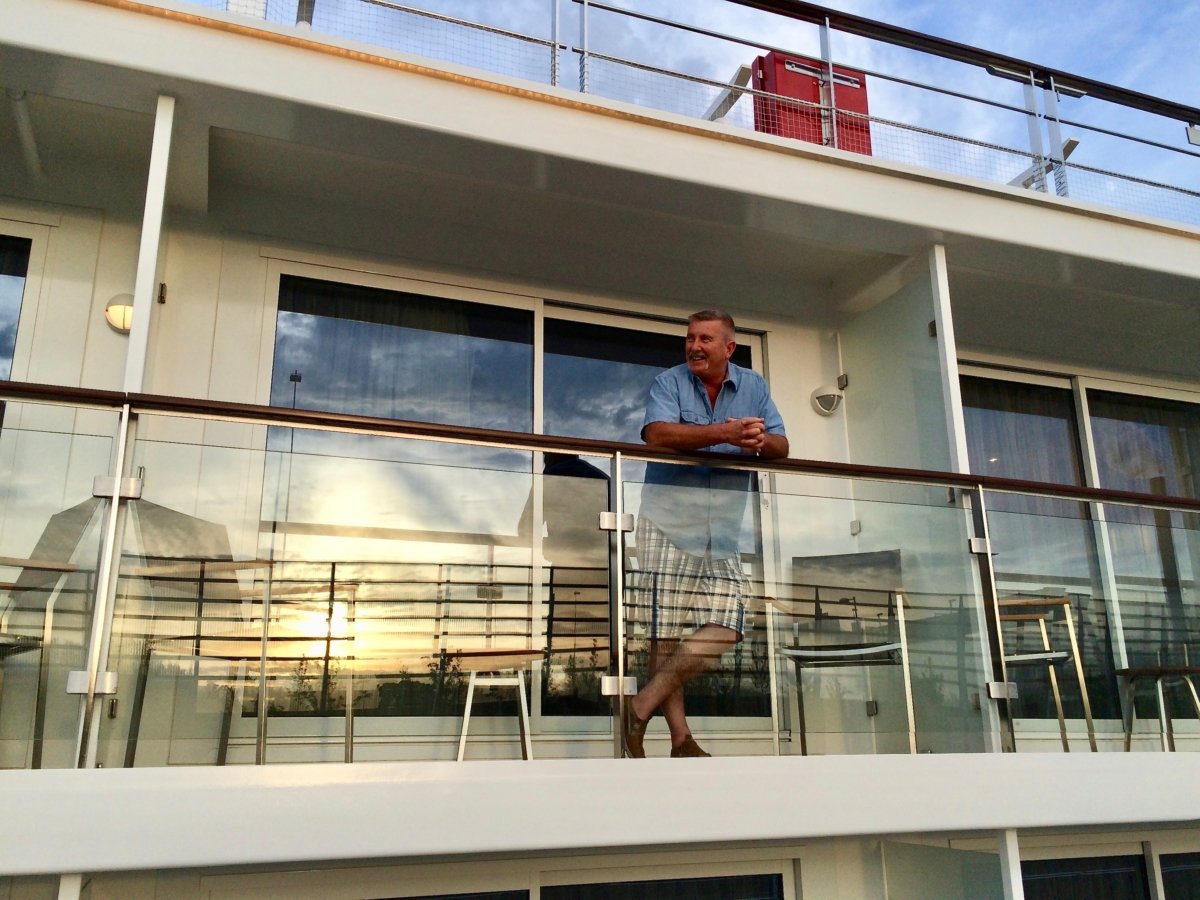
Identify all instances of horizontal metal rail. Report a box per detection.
[361,0,560,50]
[721,0,1200,125]
[4,379,1200,515]
[1054,115,1200,161]
[571,0,1196,206]
[852,65,1033,120]
[578,0,1037,121]
[581,48,1035,162]
[1064,160,1200,200]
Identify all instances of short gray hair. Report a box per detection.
[688,308,736,337]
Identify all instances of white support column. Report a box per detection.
[998,829,1025,900]
[929,243,1006,750]
[123,94,175,394]
[928,244,969,475]
[1021,82,1047,193]
[57,873,82,900]
[1144,840,1166,900]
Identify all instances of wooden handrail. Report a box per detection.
[4,378,1200,513]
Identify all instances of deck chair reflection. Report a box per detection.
[997,595,1096,752]
[772,550,915,755]
[441,568,543,762]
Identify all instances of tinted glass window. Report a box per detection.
[544,316,752,444]
[1162,851,1200,899]
[1089,390,1200,505]
[1022,855,1148,900]
[542,873,783,900]
[961,376,1118,719]
[274,275,532,431]
[1087,390,1200,677]
[0,235,32,380]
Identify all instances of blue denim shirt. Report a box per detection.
[638,363,786,558]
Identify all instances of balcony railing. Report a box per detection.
[1,381,1197,768]
[127,0,1200,229]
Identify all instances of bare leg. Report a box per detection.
[633,639,689,744]
[630,624,739,746]
[648,640,689,745]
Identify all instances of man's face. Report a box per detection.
[685,318,735,380]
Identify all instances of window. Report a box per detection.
[272,274,533,434]
[0,234,32,380]
[542,873,783,900]
[1087,390,1200,684]
[265,274,536,542]
[1089,391,1200,504]
[263,276,539,726]
[543,315,751,444]
[960,375,1119,719]
[960,375,1086,498]
[1161,851,1200,899]
[1022,855,1149,900]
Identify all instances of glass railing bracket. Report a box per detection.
[598,511,635,532]
[601,675,637,696]
[986,681,1019,700]
[66,671,118,695]
[92,474,143,500]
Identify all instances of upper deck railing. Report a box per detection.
[136,0,1200,228]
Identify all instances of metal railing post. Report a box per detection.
[75,405,136,769]
[1021,78,1048,193]
[1045,77,1071,197]
[255,569,274,764]
[610,450,626,757]
[296,0,315,28]
[579,0,590,93]
[345,589,355,764]
[551,0,561,87]
[967,485,1016,753]
[820,17,838,149]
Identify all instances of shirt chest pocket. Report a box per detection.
[680,407,712,426]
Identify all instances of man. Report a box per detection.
[625,309,788,758]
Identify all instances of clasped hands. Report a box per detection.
[725,416,767,453]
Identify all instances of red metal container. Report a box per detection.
[752,51,873,155]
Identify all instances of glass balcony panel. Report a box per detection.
[983,496,1122,751]
[1103,511,1200,751]
[98,416,615,765]
[0,401,117,769]
[623,463,987,758]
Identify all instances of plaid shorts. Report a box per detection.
[629,517,747,640]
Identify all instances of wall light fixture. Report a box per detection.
[105,294,134,334]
